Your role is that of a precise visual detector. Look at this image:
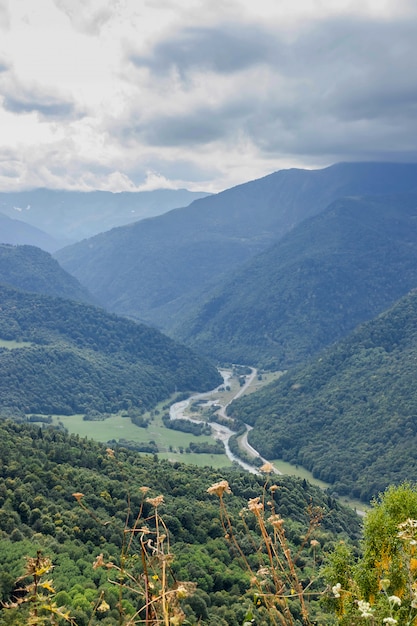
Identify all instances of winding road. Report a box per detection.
[169,368,279,474]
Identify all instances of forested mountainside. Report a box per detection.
[0,244,95,304]
[0,212,63,252]
[54,162,417,330]
[0,420,361,625]
[228,288,417,502]
[0,188,210,243]
[0,284,221,416]
[175,193,417,369]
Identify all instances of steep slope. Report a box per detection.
[228,288,417,502]
[0,420,360,625]
[176,194,417,368]
[0,284,221,416]
[0,188,210,242]
[55,162,417,329]
[0,211,64,252]
[0,244,95,304]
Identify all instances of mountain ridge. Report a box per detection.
[54,162,417,329]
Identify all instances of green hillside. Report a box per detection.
[55,163,417,329]
[228,289,417,502]
[0,244,95,304]
[0,284,221,416]
[0,419,361,625]
[176,194,417,369]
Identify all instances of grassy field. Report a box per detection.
[0,338,32,349]
[49,410,233,469]
[271,458,370,512]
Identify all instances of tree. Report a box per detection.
[325,483,417,625]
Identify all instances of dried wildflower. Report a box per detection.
[248,497,263,512]
[269,514,284,528]
[310,539,320,548]
[72,492,84,502]
[139,486,150,495]
[269,484,280,493]
[97,600,110,612]
[207,480,232,497]
[176,585,188,599]
[146,495,164,508]
[260,462,274,474]
[92,553,105,569]
[105,447,115,458]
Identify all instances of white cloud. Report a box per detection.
[0,0,416,192]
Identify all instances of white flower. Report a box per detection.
[332,583,341,598]
[357,600,373,618]
[388,595,401,606]
[383,618,397,625]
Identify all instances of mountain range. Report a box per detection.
[175,193,417,368]
[0,187,209,246]
[54,162,417,332]
[3,161,417,503]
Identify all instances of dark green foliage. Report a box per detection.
[177,193,417,369]
[0,284,222,415]
[0,243,95,303]
[55,163,417,329]
[0,419,360,625]
[163,414,212,436]
[186,440,225,454]
[228,289,417,502]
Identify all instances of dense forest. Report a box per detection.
[0,244,95,303]
[0,284,221,415]
[228,289,417,501]
[0,419,361,625]
[176,194,417,369]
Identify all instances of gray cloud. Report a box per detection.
[3,95,77,118]
[0,76,84,120]
[130,23,275,77]
[125,14,417,167]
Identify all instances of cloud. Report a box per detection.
[53,0,114,35]
[0,74,83,120]
[123,13,417,168]
[1,1,417,193]
[0,0,9,30]
[130,23,274,77]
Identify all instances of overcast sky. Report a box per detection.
[0,0,416,193]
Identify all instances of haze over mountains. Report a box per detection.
[0,188,209,248]
[55,162,417,341]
